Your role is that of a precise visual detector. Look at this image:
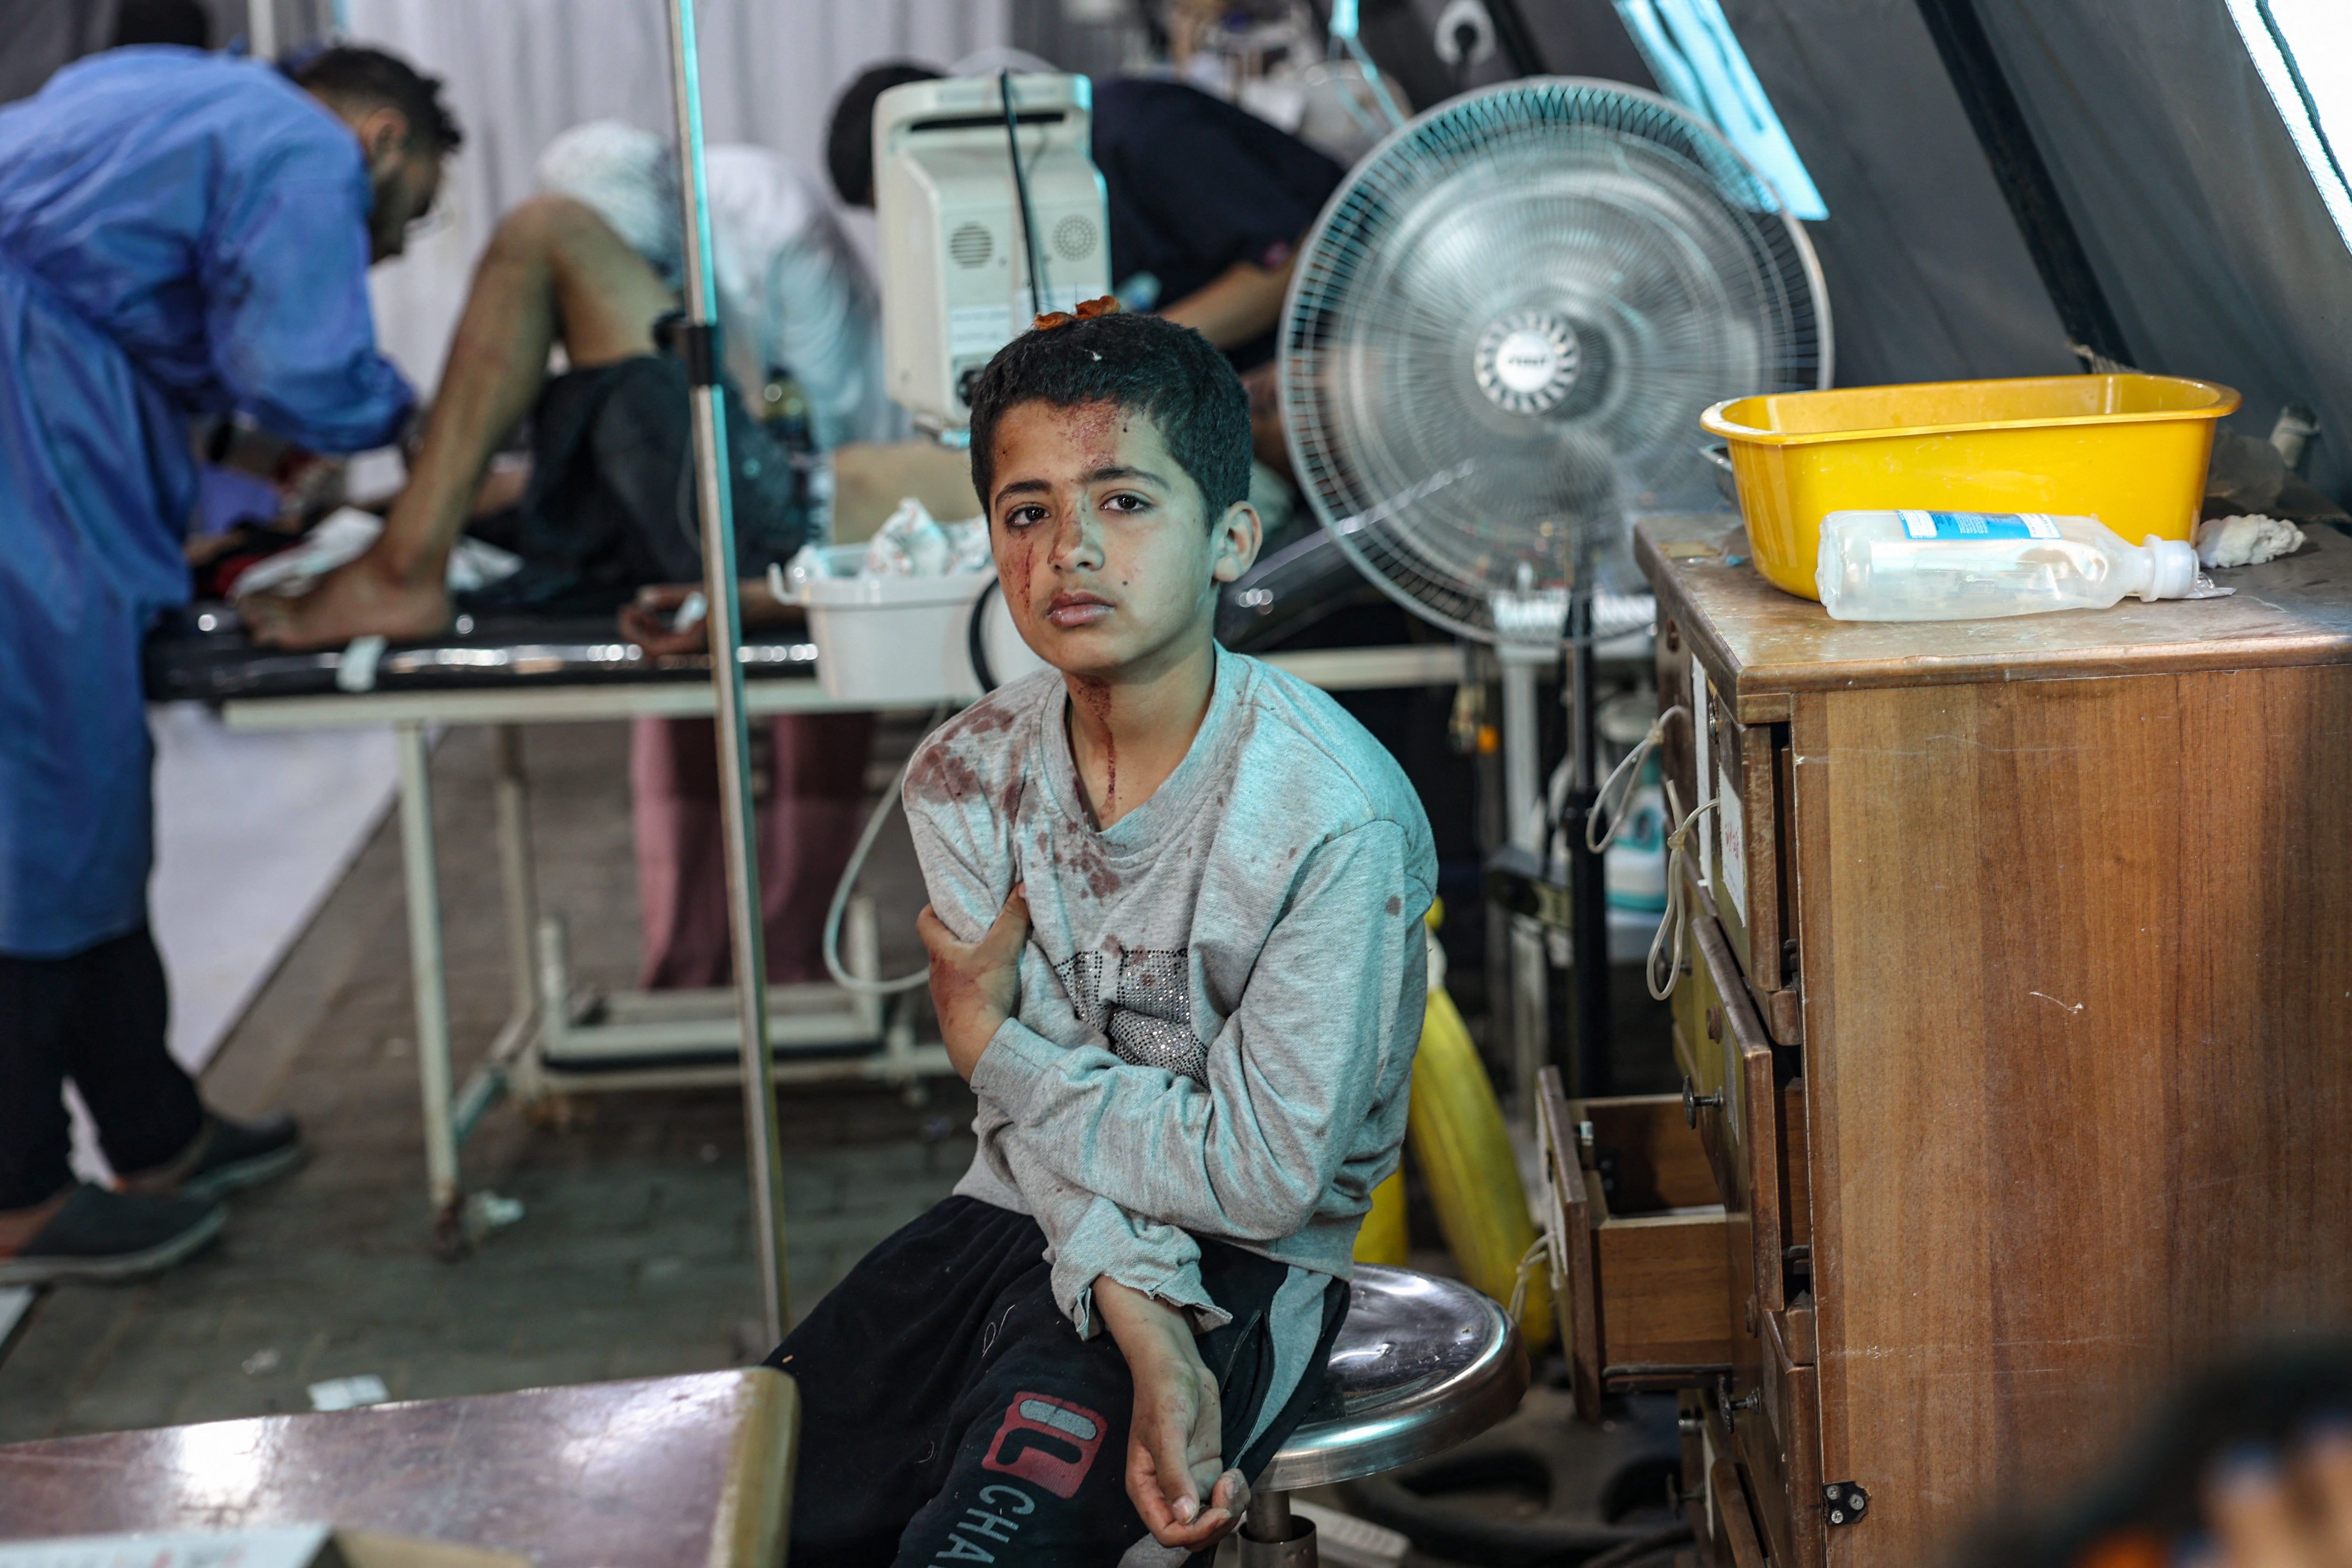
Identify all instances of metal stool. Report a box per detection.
[1239,1265,1530,1566]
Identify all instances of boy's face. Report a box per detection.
[985,399,1260,681]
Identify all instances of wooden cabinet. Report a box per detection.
[1555,517,2352,1567]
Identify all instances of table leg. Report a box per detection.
[448,724,539,1142]
[395,722,462,1239]
[491,724,540,1032]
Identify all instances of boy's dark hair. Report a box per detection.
[966,313,1253,524]
[825,61,944,207]
[291,46,463,155]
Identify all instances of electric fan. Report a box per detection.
[1279,77,1830,1092]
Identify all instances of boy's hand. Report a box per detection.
[1093,1279,1250,1550]
[916,888,1029,1080]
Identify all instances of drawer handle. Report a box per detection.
[1705,1004,1724,1042]
[1682,1074,1725,1128]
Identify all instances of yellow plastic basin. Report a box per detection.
[1700,374,2241,600]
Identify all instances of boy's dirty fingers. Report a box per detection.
[1128,1419,1219,1547]
[914,904,955,960]
[980,887,1031,960]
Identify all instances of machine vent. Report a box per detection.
[949,222,994,268]
[1052,215,1098,261]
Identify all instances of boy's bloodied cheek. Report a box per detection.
[986,399,1216,681]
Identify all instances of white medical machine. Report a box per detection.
[873,73,1113,430]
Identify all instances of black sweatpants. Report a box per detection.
[0,926,201,1209]
[767,1196,1347,1568]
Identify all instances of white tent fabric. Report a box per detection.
[353,0,1007,392]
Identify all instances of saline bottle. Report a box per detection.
[1815,510,2203,621]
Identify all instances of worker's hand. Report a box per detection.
[2192,1428,2352,1568]
[618,584,710,657]
[239,549,450,650]
[1095,1280,1246,1550]
[916,887,1028,1080]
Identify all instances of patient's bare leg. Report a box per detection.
[244,196,677,648]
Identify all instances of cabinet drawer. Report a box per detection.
[1669,901,1812,1313]
[1732,1306,1824,1568]
[1710,1456,1771,1568]
[1539,1078,1733,1419]
[1694,913,1792,1319]
[1702,681,1800,1043]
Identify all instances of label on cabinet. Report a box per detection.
[1718,767,1749,917]
[1692,663,1714,827]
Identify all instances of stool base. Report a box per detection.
[1240,1493,1318,1568]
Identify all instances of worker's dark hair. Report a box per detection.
[290,45,463,155]
[112,0,210,47]
[825,61,943,207]
[967,313,1253,525]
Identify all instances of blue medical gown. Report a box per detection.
[0,48,413,957]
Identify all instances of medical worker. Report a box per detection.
[0,44,458,1283]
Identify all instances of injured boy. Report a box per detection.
[765,308,1435,1566]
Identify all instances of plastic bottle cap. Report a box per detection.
[2143,537,2199,600]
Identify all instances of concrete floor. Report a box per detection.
[0,718,973,1443]
[0,715,1691,1567]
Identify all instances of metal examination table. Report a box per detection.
[147,609,1464,1243]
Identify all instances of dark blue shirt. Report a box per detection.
[1091,77,1344,370]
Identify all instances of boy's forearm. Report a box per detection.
[1093,1276,1196,1364]
[1099,1276,1246,1547]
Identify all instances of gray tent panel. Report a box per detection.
[1976,0,2352,497]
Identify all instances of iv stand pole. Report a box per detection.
[664,0,791,1345]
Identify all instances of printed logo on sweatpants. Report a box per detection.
[979,1392,1106,1499]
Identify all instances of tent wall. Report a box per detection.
[1721,0,2077,389]
[1396,0,2081,390]
[1974,0,2352,497]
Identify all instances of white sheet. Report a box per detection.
[147,703,401,1074]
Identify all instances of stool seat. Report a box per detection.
[1258,1264,1529,1492]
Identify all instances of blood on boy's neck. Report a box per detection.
[984,398,1260,831]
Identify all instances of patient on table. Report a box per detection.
[761,309,1436,1564]
[234,122,966,992]
[238,122,936,642]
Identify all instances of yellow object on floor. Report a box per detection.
[1406,974,1554,1349]
[1353,1167,1410,1266]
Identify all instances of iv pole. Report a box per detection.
[663,0,792,1346]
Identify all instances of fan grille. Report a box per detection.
[1282,78,1829,645]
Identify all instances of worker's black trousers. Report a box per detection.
[0,926,202,1209]
[766,1196,1346,1568]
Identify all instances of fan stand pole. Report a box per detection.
[1561,589,1613,1099]
[1497,644,1551,1118]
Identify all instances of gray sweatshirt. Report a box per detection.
[903,644,1436,1340]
